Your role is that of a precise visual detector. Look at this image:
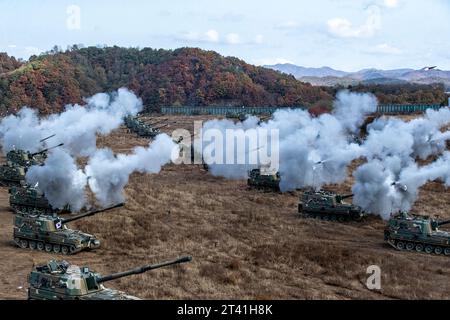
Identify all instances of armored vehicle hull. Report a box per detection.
[0,164,26,186]
[14,226,99,255]
[298,190,365,222]
[247,169,280,191]
[28,287,140,300]
[124,115,163,138]
[9,185,56,214]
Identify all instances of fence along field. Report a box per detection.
[161,104,447,116]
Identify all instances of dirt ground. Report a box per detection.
[0,114,449,300]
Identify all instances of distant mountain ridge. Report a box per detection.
[265,63,450,88]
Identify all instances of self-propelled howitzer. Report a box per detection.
[0,164,26,186]
[28,256,193,300]
[9,183,59,214]
[247,168,280,191]
[13,203,125,254]
[6,143,64,167]
[384,212,450,255]
[298,190,366,222]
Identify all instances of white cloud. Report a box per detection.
[181,31,201,41]
[368,43,402,55]
[254,34,264,44]
[205,29,219,42]
[7,44,17,48]
[180,30,258,46]
[226,33,241,45]
[181,29,220,43]
[327,5,381,38]
[254,58,294,66]
[24,46,43,57]
[275,20,300,29]
[383,0,399,8]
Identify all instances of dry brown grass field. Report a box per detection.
[0,114,449,300]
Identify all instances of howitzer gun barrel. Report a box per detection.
[340,194,354,200]
[61,203,124,224]
[438,219,450,227]
[39,134,56,143]
[31,143,64,156]
[96,256,192,283]
[148,119,168,126]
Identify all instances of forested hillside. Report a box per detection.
[343,83,447,105]
[0,46,332,114]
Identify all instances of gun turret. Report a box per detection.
[30,143,64,157]
[96,256,192,283]
[39,134,56,143]
[60,203,124,224]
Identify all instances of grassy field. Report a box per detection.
[0,114,449,300]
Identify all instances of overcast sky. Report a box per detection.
[0,0,449,71]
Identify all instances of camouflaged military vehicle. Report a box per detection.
[298,190,366,222]
[6,143,63,167]
[28,256,192,300]
[0,141,63,187]
[124,115,165,138]
[13,203,124,254]
[226,111,247,122]
[9,183,57,214]
[0,163,26,186]
[384,212,450,255]
[136,123,165,138]
[247,168,280,191]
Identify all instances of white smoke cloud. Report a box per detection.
[352,107,450,218]
[0,107,42,153]
[86,134,178,206]
[1,88,180,211]
[364,107,450,161]
[25,149,88,212]
[0,88,143,156]
[201,90,376,191]
[353,152,450,219]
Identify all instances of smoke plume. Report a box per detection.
[352,152,450,219]
[85,134,178,206]
[201,90,376,191]
[3,88,179,211]
[352,107,450,218]
[25,149,88,211]
[0,88,143,156]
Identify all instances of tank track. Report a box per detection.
[386,238,450,256]
[14,237,80,255]
[10,205,55,215]
[299,211,359,222]
[298,204,362,222]
[0,180,20,188]
[247,180,280,192]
